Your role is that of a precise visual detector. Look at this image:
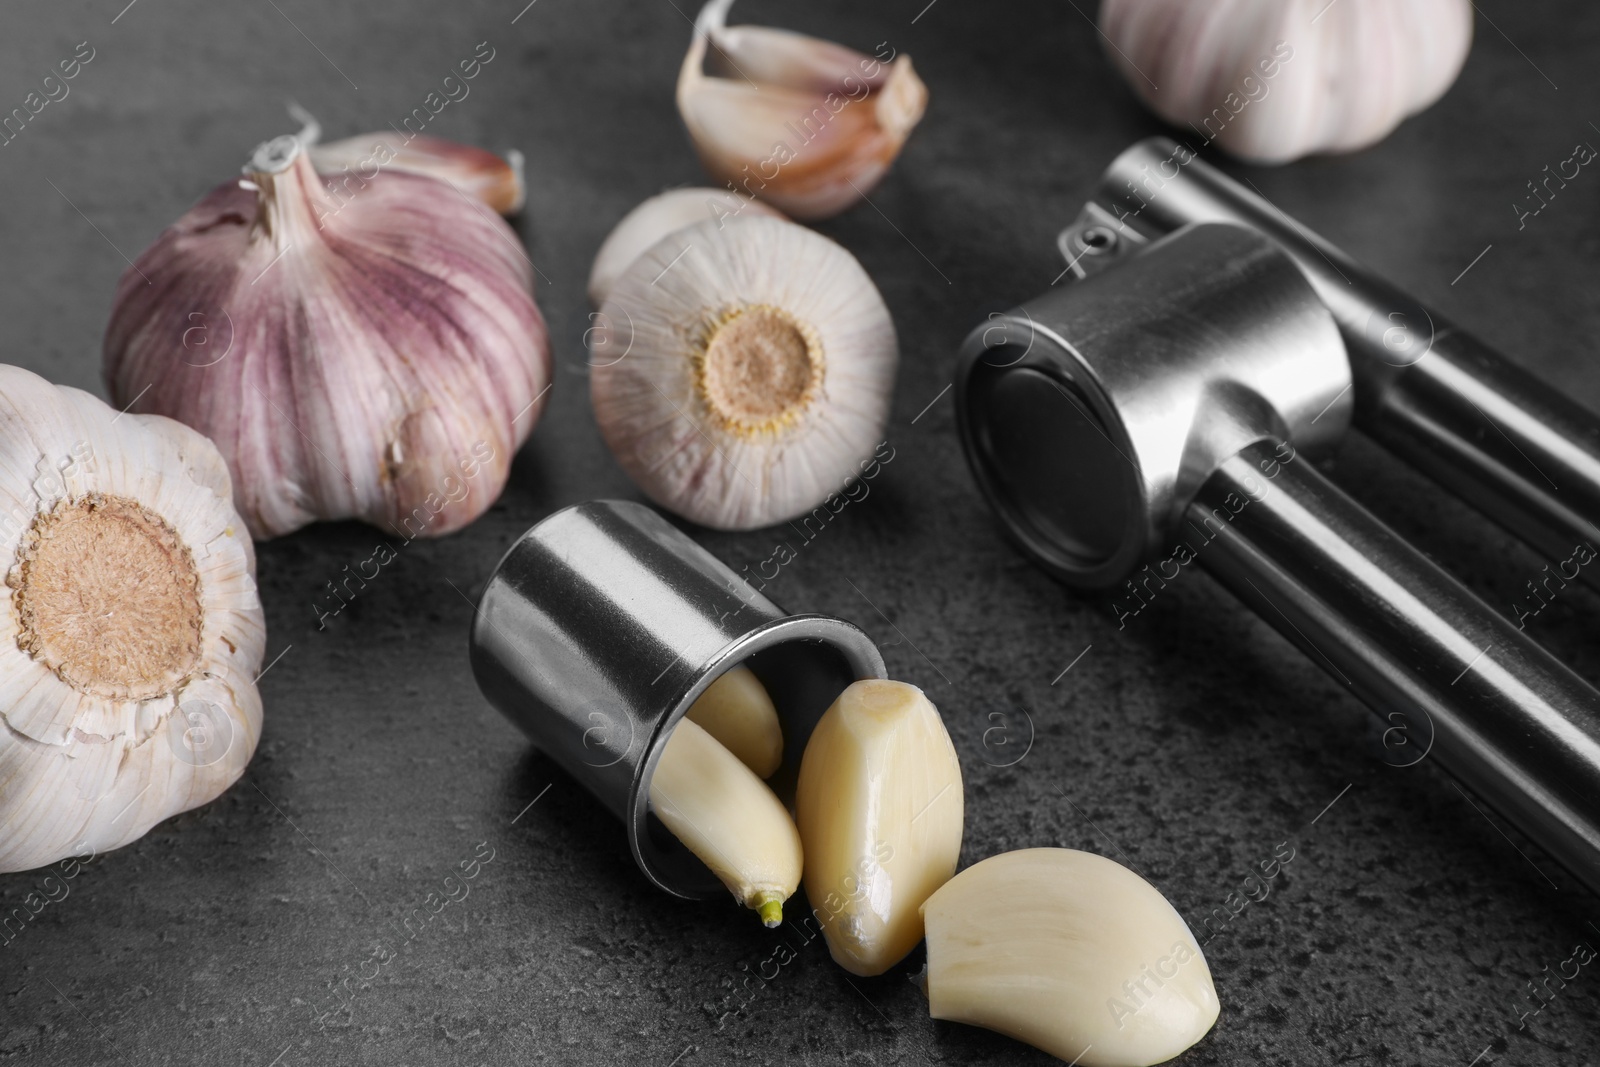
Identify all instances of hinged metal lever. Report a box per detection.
[956,222,1600,899]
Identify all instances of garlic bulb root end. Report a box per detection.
[591,214,896,531]
[0,365,265,875]
[696,304,824,437]
[11,494,203,702]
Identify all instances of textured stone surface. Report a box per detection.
[2,1,1599,1064]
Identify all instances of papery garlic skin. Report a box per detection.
[588,187,782,307]
[0,365,265,874]
[678,0,928,220]
[795,679,963,976]
[310,133,525,215]
[685,665,783,778]
[921,849,1220,1067]
[1100,0,1473,164]
[591,215,897,531]
[649,716,802,926]
[104,133,551,540]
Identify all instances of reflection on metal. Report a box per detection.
[1062,137,1600,591]
[468,500,884,899]
[956,221,1600,899]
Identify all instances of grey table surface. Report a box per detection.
[3,1,1600,1064]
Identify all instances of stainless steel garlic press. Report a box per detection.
[954,194,1600,901]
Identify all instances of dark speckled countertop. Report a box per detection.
[2,1,1599,1064]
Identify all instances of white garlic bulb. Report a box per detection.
[1099,0,1473,163]
[649,716,802,927]
[677,0,929,220]
[103,126,551,540]
[588,187,782,307]
[590,215,897,531]
[794,679,963,976]
[921,849,1220,1067]
[0,365,265,874]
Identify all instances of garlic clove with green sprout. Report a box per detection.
[309,133,525,215]
[103,120,551,540]
[677,0,929,220]
[650,716,802,927]
[920,848,1220,1066]
[0,364,264,874]
[590,214,897,531]
[1099,0,1473,164]
[587,187,782,307]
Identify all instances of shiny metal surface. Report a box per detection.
[955,223,1600,898]
[1063,137,1600,588]
[957,222,1351,589]
[1196,441,1600,896]
[468,500,884,899]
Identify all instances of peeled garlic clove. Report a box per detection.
[650,715,802,926]
[591,215,897,530]
[588,187,782,306]
[0,364,265,873]
[795,679,963,976]
[310,133,525,214]
[1099,0,1473,163]
[677,0,928,220]
[103,124,551,540]
[685,665,783,778]
[921,848,1220,1067]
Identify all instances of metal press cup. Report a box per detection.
[469,499,886,899]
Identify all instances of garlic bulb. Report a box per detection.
[103,126,551,540]
[1099,0,1473,163]
[677,0,929,220]
[685,664,782,778]
[794,679,963,976]
[309,133,525,215]
[0,365,264,874]
[649,716,802,927]
[588,187,782,306]
[921,849,1220,1067]
[591,215,897,531]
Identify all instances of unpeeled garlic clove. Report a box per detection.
[587,187,782,306]
[103,119,551,539]
[685,665,783,778]
[590,214,897,531]
[649,715,802,927]
[677,0,928,220]
[1099,0,1473,163]
[794,679,963,976]
[921,848,1220,1067]
[309,133,525,214]
[0,364,265,873]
